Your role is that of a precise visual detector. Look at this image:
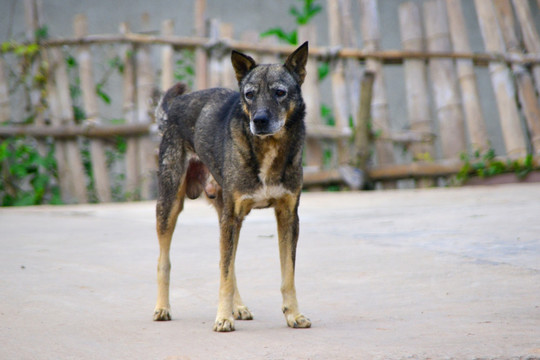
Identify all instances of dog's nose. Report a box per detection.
[252,110,270,128]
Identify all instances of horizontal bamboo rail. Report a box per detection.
[4,34,540,66]
[0,123,152,138]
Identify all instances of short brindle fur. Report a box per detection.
[153,42,311,332]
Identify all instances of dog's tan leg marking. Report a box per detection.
[154,182,186,321]
[213,196,253,332]
[275,194,311,329]
[232,266,254,320]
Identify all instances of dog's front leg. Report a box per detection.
[213,202,245,332]
[275,195,311,329]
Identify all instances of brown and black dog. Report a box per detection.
[153,42,311,332]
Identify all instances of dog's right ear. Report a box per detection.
[231,50,257,83]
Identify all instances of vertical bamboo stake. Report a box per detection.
[136,13,157,200]
[194,0,207,90]
[208,18,222,88]
[512,0,540,96]
[424,0,467,160]
[446,0,490,153]
[354,71,375,171]
[46,48,88,203]
[359,0,396,184]
[474,0,527,157]
[161,19,175,91]
[399,2,435,161]
[0,58,10,123]
[74,14,111,203]
[494,0,540,155]
[120,22,139,199]
[327,0,351,166]
[220,23,236,89]
[299,24,324,171]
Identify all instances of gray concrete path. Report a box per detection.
[1,183,539,359]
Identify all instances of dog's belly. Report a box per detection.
[239,185,293,209]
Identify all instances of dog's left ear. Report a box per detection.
[284,41,309,85]
[231,50,257,83]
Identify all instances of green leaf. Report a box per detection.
[96,84,111,105]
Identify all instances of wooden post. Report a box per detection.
[359,0,396,188]
[327,0,351,166]
[208,18,221,88]
[474,0,527,157]
[119,22,139,199]
[46,48,88,203]
[354,71,375,171]
[194,0,208,90]
[399,2,435,162]
[494,0,540,155]
[220,23,236,89]
[424,0,467,160]
[0,58,10,123]
[512,0,540,96]
[298,25,324,171]
[74,14,111,203]
[446,0,490,154]
[161,19,175,91]
[136,13,157,200]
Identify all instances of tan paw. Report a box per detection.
[153,307,171,321]
[213,317,235,332]
[233,305,254,320]
[286,314,311,329]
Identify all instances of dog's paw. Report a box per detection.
[213,317,235,332]
[153,307,172,321]
[286,314,311,329]
[233,305,253,320]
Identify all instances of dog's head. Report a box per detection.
[231,41,308,137]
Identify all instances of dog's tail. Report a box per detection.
[155,82,188,133]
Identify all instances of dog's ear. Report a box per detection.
[284,41,308,85]
[231,50,257,83]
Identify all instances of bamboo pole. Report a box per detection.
[74,14,111,203]
[220,23,236,89]
[194,0,208,90]
[424,0,467,160]
[474,0,527,157]
[359,0,396,189]
[354,71,375,171]
[161,19,175,91]
[298,24,324,171]
[446,0,490,154]
[494,0,540,155]
[399,2,435,162]
[119,22,140,199]
[46,48,88,203]
[0,57,10,123]
[512,0,540,96]
[327,0,351,166]
[208,18,222,88]
[0,123,151,138]
[136,13,157,200]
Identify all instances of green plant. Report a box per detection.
[174,50,195,89]
[456,149,536,184]
[0,138,61,206]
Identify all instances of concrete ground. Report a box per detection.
[1,183,539,360]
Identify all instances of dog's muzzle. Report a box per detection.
[250,109,282,136]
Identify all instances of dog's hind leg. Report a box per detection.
[153,141,188,321]
[275,194,311,329]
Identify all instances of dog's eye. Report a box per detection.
[245,91,254,100]
[275,89,287,98]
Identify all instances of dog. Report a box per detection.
[153,41,311,332]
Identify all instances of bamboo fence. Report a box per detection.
[1,0,540,203]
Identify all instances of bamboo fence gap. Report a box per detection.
[474,0,527,157]
[493,0,540,155]
[446,0,489,154]
[74,14,112,202]
[424,0,467,160]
